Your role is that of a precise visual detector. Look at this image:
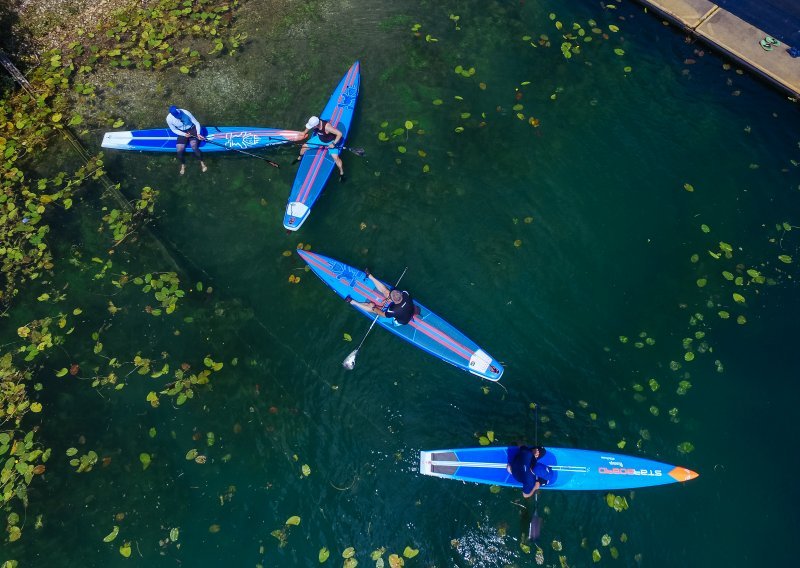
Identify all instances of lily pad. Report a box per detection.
[403,547,419,558]
[286,516,301,526]
[119,542,132,557]
[103,526,120,542]
[319,547,330,563]
[139,452,151,470]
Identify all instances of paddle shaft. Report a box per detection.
[189,135,280,168]
[345,266,408,366]
[297,141,365,156]
[529,403,542,541]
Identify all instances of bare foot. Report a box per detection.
[201,162,208,173]
[180,164,185,175]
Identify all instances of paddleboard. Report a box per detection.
[419,446,699,491]
[297,250,504,381]
[283,61,361,231]
[101,126,304,152]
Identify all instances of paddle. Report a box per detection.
[528,403,543,541]
[295,141,366,157]
[189,135,280,168]
[342,266,408,370]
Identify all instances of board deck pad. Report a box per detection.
[419,446,699,491]
[283,61,361,231]
[297,250,503,381]
[101,127,304,152]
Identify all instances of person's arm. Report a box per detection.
[347,297,386,317]
[166,115,185,137]
[326,124,343,147]
[182,110,205,140]
[522,480,540,499]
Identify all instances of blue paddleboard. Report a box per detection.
[297,250,504,381]
[101,126,304,152]
[419,446,699,491]
[283,61,361,231]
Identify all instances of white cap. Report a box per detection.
[305,116,320,129]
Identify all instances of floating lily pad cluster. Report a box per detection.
[100,186,159,245]
[313,544,419,566]
[72,0,245,76]
[147,355,223,407]
[376,120,432,173]
[521,12,631,73]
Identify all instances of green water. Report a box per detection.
[6,0,800,566]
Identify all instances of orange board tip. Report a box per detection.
[669,466,699,482]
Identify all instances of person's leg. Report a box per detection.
[292,143,309,165]
[176,144,187,174]
[332,154,344,176]
[368,274,390,297]
[189,138,207,172]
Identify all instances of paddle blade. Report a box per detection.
[342,349,358,370]
[528,515,542,541]
[348,147,366,157]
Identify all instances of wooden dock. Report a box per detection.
[635,0,800,98]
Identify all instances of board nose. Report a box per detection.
[668,466,699,482]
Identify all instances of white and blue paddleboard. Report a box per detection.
[283,61,360,231]
[101,126,304,152]
[297,250,504,381]
[420,446,699,491]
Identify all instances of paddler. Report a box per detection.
[166,105,208,175]
[295,115,345,181]
[346,270,416,325]
[507,446,550,497]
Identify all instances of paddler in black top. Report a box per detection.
[347,270,416,325]
[166,105,207,175]
[295,115,345,180]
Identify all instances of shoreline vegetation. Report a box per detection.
[1,1,250,562]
